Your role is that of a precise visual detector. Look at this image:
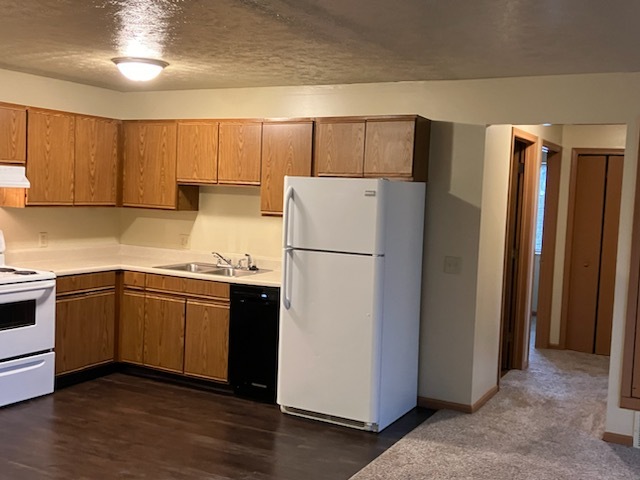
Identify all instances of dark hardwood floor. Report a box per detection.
[0,374,433,479]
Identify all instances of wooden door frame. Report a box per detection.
[559,148,625,348]
[535,141,562,349]
[499,128,541,373]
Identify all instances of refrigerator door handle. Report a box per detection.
[283,186,294,248]
[283,247,293,310]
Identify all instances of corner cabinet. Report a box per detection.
[260,120,313,215]
[26,108,76,205]
[55,272,116,375]
[313,115,431,182]
[123,121,198,210]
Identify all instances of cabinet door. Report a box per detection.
[144,294,186,373]
[184,300,230,381]
[218,122,262,185]
[0,103,26,164]
[314,121,365,177]
[260,122,313,215]
[26,109,75,205]
[119,290,146,364]
[74,116,119,205]
[123,122,178,209]
[55,291,115,375]
[364,120,415,177]
[177,121,219,184]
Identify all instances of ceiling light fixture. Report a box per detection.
[111,57,169,82]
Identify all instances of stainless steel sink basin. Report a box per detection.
[156,262,219,273]
[155,263,270,277]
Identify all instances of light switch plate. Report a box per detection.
[444,256,462,274]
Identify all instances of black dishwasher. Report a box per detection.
[229,284,280,403]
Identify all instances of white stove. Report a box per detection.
[0,266,56,285]
[0,230,56,408]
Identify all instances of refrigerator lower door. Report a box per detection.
[278,249,382,430]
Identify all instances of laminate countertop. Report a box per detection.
[6,244,281,288]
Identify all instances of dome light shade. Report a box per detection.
[112,57,169,81]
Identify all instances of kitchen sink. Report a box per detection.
[156,262,219,273]
[155,263,270,277]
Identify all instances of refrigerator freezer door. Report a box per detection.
[278,249,382,425]
[283,176,385,255]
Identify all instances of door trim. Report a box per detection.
[498,128,541,374]
[535,141,562,349]
[559,148,625,348]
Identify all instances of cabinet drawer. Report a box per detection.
[184,278,230,300]
[146,274,185,293]
[123,271,146,288]
[57,271,116,295]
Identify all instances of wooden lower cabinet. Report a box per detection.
[119,290,146,364]
[118,272,234,384]
[55,291,115,375]
[143,294,186,373]
[184,300,230,381]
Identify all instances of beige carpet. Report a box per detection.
[351,347,640,479]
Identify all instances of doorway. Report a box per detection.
[500,128,540,374]
[533,142,562,349]
[561,149,624,355]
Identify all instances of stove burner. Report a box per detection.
[0,267,16,273]
[14,270,38,275]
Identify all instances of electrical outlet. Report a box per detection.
[179,234,190,249]
[444,256,462,274]
[38,232,48,248]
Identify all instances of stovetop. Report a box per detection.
[0,265,56,286]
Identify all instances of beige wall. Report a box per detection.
[0,208,120,250]
[120,186,282,259]
[419,122,485,405]
[1,69,639,436]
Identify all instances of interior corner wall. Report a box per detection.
[471,124,512,403]
[419,122,485,405]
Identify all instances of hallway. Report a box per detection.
[351,347,640,479]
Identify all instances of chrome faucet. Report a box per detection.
[211,251,234,268]
[238,253,254,270]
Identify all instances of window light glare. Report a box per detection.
[112,57,168,82]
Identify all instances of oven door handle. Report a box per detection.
[0,279,56,294]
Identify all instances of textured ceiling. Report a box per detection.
[1,0,640,92]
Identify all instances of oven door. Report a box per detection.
[0,280,56,361]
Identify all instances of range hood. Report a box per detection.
[0,165,30,188]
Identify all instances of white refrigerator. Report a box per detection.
[277,176,425,432]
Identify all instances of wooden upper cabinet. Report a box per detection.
[26,108,75,205]
[261,121,313,215]
[314,120,365,177]
[313,116,431,182]
[0,103,26,164]
[123,121,179,209]
[364,119,415,177]
[218,122,262,185]
[364,116,431,181]
[74,116,119,205]
[177,121,219,184]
